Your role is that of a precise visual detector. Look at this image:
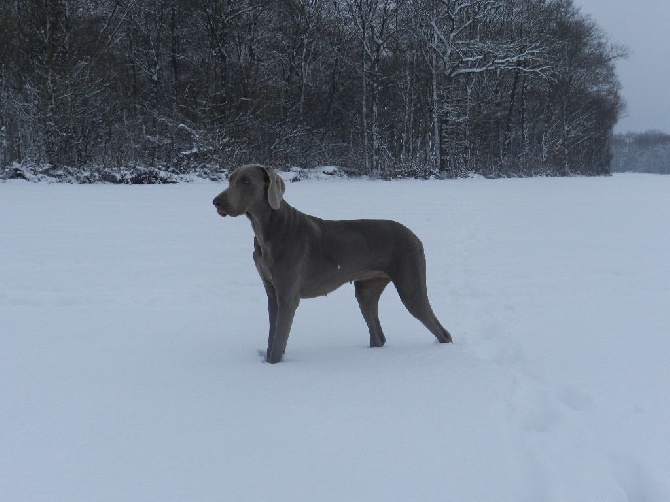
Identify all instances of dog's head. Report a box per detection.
[212,164,285,217]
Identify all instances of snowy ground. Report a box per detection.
[1,174,669,501]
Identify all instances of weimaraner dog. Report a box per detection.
[212,164,452,363]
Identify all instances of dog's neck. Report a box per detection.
[245,200,298,250]
[246,211,266,248]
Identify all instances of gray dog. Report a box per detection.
[213,164,452,363]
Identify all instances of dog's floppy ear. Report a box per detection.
[263,166,285,210]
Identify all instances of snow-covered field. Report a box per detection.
[1,174,669,501]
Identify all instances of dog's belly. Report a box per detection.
[299,268,389,298]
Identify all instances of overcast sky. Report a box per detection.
[573,0,670,133]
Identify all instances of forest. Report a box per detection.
[0,0,625,180]
[612,131,670,174]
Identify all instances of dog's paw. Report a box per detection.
[258,348,285,363]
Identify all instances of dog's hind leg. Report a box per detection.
[354,277,391,347]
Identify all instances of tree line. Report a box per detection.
[612,131,670,174]
[0,0,625,179]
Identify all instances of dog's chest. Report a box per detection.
[252,237,273,282]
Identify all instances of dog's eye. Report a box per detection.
[241,177,250,185]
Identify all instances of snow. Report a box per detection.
[1,174,669,501]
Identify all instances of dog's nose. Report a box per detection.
[212,196,220,207]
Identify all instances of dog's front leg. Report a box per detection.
[266,291,299,364]
[261,279,278,357]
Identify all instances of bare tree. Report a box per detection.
[345,0,404,174]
